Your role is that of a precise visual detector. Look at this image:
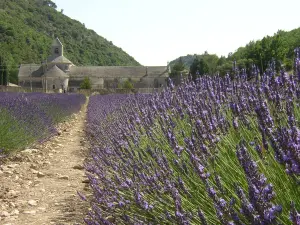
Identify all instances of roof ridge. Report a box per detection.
[42,65,69,78]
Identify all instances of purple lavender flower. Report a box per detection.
[290,202,300,225]
[236,143,282,224]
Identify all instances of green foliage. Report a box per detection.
[0,56,8,85]
[172,57,185,71]
[122,79,134,89]
[0,0,140,83]
[171,27,300,76]
[116,79,134,89]
[0,109,35,150]
[190,57,209,79]
[202,53,219,74]
[0,93,86,152]
[80,77,92,89]
[172,53,219,77]
[170,57,185,78]
[169,54,197,69]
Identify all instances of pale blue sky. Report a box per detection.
[54,0,300,66]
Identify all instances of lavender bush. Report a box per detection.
[0,92,86,151]
[83,55,300,224]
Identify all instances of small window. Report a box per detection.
[53,84,56,89]
[54,47,59,54]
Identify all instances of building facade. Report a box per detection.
[18,38,170,92]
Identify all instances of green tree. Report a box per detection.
[170,57,185,78]
[202,54,219,74]
[0,56,8,85]
[80,77,91,89]
[122,79,133,89]
[190,57,209,79]
[216,62,233,76]
[171,27,300,76]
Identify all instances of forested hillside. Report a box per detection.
[0,0,140,84]
[170,28,300,77]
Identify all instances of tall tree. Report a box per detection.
[123,79,134,89]
[190,57,209,80]
[202,54,219,74]
[0,56,8,85]
[170,57,185,78]
[80,77,91,89]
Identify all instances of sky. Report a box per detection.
[54,0,300,66]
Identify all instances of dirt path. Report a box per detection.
[0,105,90,225]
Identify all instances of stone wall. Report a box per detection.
[19,80,43,88]
[69,66,148,78]
[44,78,69,92]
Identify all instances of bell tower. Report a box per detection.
[51,37,63,58]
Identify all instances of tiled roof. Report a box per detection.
[69,66,168,78]
[42,65,69,78]
[19,65,168,79]
[18,64,42,78]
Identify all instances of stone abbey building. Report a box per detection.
[18,38,170,92]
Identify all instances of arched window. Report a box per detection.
[54,47,59,54]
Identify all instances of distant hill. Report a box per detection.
[170,27,300,76]
[169,54,197,69]
[0,0,140,83]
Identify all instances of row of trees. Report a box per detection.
[170,28,300,78]
[79,77,134,90]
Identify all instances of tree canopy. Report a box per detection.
[190,57,209,79]
[170,28,300,76]
[170,57,185,78]
[122,79,134,90]
[80,77,92,89]
[0,56,8,85]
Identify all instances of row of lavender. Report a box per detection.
[0,92,86,152]
[84,68,300,224]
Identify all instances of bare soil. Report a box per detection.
[0,106,90,225]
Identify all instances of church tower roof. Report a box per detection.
[52,37,63,47]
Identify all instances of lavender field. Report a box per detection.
[0,93,86,152]
[84,65,300,224]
